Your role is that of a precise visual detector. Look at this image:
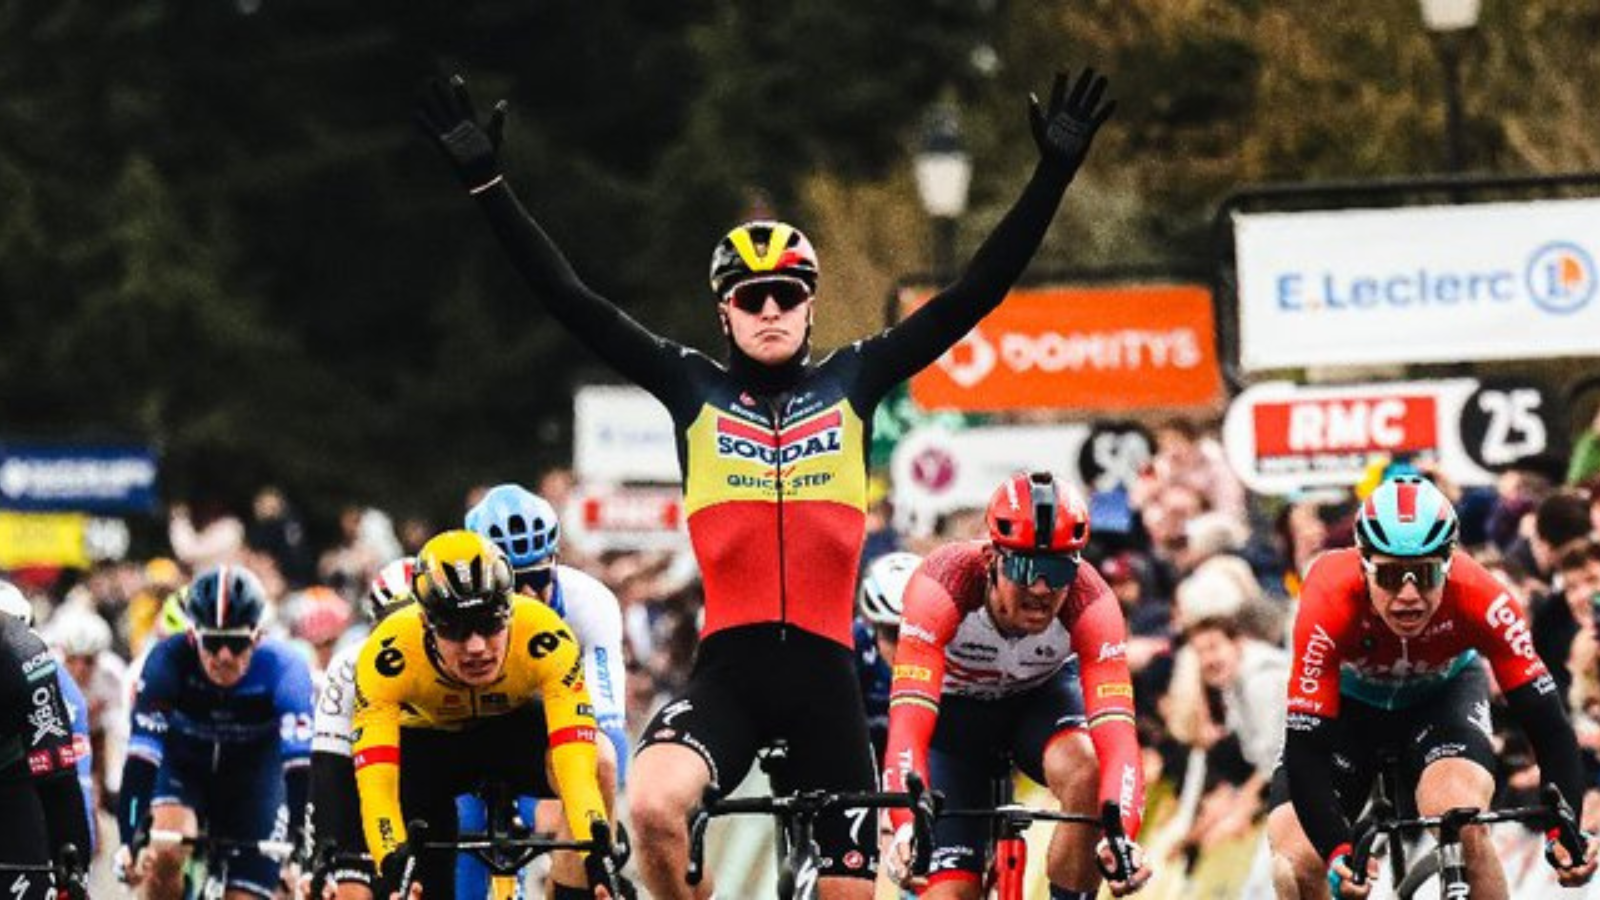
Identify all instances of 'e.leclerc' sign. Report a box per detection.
[0,445,159,513]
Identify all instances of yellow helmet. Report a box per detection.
[413,530,515,622]
[708,220,819,296]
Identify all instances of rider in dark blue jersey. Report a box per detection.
[117,565,313,900]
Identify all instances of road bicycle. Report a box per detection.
[686,741,938,900]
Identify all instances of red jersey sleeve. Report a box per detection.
[1064,565,1145,838]
[882,551,968,831]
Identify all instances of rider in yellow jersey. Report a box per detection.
[350,531,612,899]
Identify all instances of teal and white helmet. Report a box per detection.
[1355,475,1459,558]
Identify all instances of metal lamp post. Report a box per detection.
[1419,0,1481,173]
[913,104,972,281]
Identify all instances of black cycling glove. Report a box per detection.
[415,74,509,192]
[1028,67,1116,176]
[377,843,415,897]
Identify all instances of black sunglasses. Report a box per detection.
[997,550,1080,591]
[513,565,555,594]
[1362,556,1450,592]
[196,630,255,655]
[427,606,512,642]
[724,278,812,314]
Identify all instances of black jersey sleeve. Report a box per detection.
[854,159,1075,401]
[1504,676,1589,818]
[1283,715,1350,863]
[309,750,364,855]
[472,181,690,398]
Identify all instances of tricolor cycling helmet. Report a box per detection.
[412,530,514,620]
[708,221,819,296]
[1355,475,1459,559]
[367,556,417,620]
[185,565,268,632]
[0,580,33,626]
[465,485,560,572]
[858,552,923,627]
[985,471,1091,554]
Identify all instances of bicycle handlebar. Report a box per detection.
[1348,784,1584,887]
[938,800,1134,883]
[685,771,937,886]
[143,829,298,862]
[400,818,624,896]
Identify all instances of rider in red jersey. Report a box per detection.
[1268,475,1599,899]
[881,472,1149,899]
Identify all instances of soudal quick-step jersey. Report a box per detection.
[472,160,1079,648]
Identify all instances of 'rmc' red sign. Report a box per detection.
[1252,395,1439,457]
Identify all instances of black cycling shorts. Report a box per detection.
[924,662,1087,877]
[1268,663,1497,818]
[637,624,879,880]
[397,703,555,900]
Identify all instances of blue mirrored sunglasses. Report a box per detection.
[997,550,1080,591]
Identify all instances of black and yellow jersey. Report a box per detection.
[350,598,604,866]
[471,155,1077,649]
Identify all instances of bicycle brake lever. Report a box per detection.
[1097,801,1135,883]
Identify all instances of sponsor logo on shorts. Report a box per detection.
[1424,742,1468,765]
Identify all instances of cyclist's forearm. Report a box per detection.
[1284,727,1349,861]
[473,182,672,383]
[116,755,157,844]
[39,771,94,859]
[863,159,1072,390]
[310,751,360,850]
[1507,679,1590,810]
[284,759,310,837]
[549,739,607,839]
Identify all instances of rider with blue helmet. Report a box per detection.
[463,485,628,898]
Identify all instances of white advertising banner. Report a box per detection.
[889,423,1151,535]
[1221,379,1557,495]
[572,385,680,484]
[562,485,688,554]
[1234,197,1600,370]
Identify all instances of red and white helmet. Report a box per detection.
[984,471,1090,554]
[367,556,417,621]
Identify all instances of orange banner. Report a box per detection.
[902,283,1222,413]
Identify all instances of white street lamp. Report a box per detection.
[913,104,972,279]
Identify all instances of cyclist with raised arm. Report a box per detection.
[881,472,1150,900]
[350,531,615,900]
[116,564,314,900]
[464,484,628,896]
[0,581,92,900]
[1268,475,1600,899]
[416,61,1116,900]
[856,552,922,760]
[307,557,416,900]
